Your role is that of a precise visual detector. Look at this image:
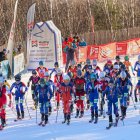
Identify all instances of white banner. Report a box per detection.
[27,3,36,66]
[14,53,25,76]
[7,0,19,71]
[28,21,63,70]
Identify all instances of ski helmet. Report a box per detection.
[39,61,43,66]
[15,74,21,81]
[93,59,97,66]
[120,71,127,79]
[56,68,62,75]
[54,62,59,67]
[113,64,120,70]
[77,70,82,77]
[44,72,50,77]
[99,71,105,79]
[107,60,112,65]
[86,59,91,65]
[121,64,126,70]
[77,64,82,68]
[138,55,140,61]
[40,78,46,86]
[115,55,120,60]
[124,55,129,61]
[90,73,97,80]
[63,74,70,81]
[32,70,37,75]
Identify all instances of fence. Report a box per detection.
[82,27,140,45]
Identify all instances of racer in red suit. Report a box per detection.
[54,68,63,109]
[74,70,86,118]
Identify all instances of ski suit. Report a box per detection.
[36,67,48,78]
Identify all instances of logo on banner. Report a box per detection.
[39,41,49,48]
[90,47,98,56]
[32,40,38,47]
[100,47,113,58]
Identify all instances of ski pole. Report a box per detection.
[24,92,32,119]
[55,108,59,123]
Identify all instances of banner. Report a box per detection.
[127,39,140,55]
[116,42,127,55]
[0,60,10,79]
[27,3,36,66]
[7,0,19,72]
[87,45,99,60]
[13,53,25,76]
[28,21,63,70]
[98,42,116,61]
[77,47,87,62]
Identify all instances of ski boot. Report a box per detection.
[21,111,24,119]
[17,111,21,120]
[62,113,67,124]
[42,115,48,127]
[114,115,119,127]
[75,109,79,118]
[38,113,44,126]
[67,114,71,125]
[94,113,98,124]
[79,111,84,118]
[106,115,113,129]
[89,111,94,123]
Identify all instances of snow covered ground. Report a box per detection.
[1,56,140,140]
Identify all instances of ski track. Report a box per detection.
[1,55,140,140]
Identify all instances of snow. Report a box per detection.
[1,55,140,140]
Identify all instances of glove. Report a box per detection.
[133,73,135,76]
[12,92,15,95]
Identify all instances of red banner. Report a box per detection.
[116,42,127,55]
[77,47,87,62]
[98,42,116,61]
[127,39,140,55]
[87,45,99,60]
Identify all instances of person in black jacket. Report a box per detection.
[65,43,76,72]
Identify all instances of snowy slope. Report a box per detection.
[1,56,140,140]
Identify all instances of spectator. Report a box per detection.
[65,42,76,72]
[0,48,7,62]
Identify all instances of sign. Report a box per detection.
[116,42,127,55]
[28,21,63,70]
[87,45,99,60]
[14,53,25,76]
[98,42,116,61]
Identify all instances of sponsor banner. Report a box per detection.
[98,42,116,61]
[27,3,36,66]
[116,42,127,55]
[0,60,10,79]
[127,39,140,55]
[28,21,62,70]
[7,0,19,71]
[14,53,25,76]
[87,45,99,60]
[77,47,87,62]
